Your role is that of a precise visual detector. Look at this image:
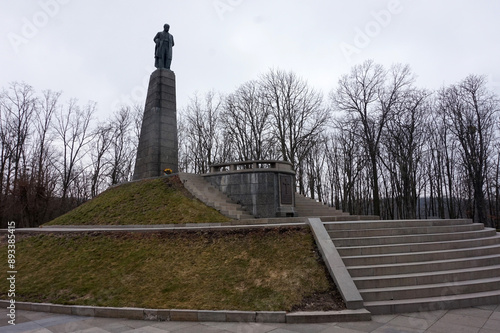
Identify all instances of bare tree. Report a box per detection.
[183,91,224,173]
[326,119,368,214]
[437,75,499,225]
[260,69,328,193]
[90,123,112,197]
[303,135,327,201]
[332,60,414,216]
[0,82,37,226]
[381,89,430,218]
[0,82,37,196]
[54,99,95,201]
[108,106,136,184]
[223,80,274,161]
[23,90,60,226]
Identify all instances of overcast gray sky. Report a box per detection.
[1,0,500,120]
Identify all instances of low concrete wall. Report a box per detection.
[0,300,371,323]
[204,160,296,218]
[307,218,366,310]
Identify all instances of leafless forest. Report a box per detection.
[2,60,499,228]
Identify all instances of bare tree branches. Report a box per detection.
[182,91,224,174]
[437,75,499,225]
[332,60,415,216]
[223,80,273,161]
[54,99,95,201]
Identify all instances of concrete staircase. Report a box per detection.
[295,194,350,217]
[295,194,379,221]
[324,218,500,314]
[178,173,253,220]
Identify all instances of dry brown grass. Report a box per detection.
[0,228,344,311]
[45,176,231,225]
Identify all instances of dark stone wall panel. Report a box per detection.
[204,171,296,218]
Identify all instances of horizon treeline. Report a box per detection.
[2,60,499,228]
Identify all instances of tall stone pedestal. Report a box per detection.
[133,69,178,180]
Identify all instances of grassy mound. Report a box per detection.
[0,228,344,311]
[45,176,231,225]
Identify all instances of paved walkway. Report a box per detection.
[1,305,499,333]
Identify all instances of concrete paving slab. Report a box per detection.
[335,320,385,332]
[427,320,481,333]
[386,315,435,331]
[372,324,426,333]
[95,321,142,333]
[150,321,199,331]
[448,307,494,318]
[399,309,447,321]
[203,321,282,333]
[479,329,500,333]
[371,314,397,324]
[274,323,329,333]
[123,326,168,333]
[436,313,488,328]
[490,310,500,321]
[482,318,500,331]
[113,318,152,329]
[265,329,302,333]
[318,327,367,333]
[172,323,230,333]
[43,320,94,333]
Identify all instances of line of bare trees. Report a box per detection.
[2,61,499,228]
[179,63,500,228]
[0,82,141,227]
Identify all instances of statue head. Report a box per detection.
[163,24,170,32]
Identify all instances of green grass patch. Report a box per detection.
[0,228,343,311]
[45,176,231,225]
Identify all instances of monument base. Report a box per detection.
[204,161,296,218]
[133,69,178,180]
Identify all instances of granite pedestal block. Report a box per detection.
[133,69,178,180]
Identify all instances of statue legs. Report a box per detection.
[155,56,172,70]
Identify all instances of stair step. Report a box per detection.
[342,244,500,266]
[359,277,500,302]
[364,290,500,315]
[324,219,472,230]
[347,253,500,277]
[328,223,483,238]
[332,229,497,247]
[337,235,500,256]
[353,265,500,289]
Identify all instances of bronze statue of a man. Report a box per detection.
[154,24,174,70]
